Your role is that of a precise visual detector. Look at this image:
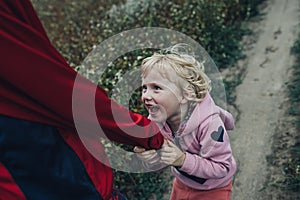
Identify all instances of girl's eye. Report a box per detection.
[142,85,147,91]
[154,85,161,90]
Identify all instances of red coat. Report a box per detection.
[0,0,163,199]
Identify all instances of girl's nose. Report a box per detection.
[142,90,152,101]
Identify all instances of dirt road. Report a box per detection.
[229,0,300,199]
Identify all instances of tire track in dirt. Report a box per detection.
[229,0,300,199]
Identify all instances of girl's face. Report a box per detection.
[141,67,188,125]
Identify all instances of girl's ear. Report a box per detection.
[181,97,189,104]
[181,85,193,104]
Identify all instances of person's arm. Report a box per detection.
[0,0,163,149]
[179,116,233,179]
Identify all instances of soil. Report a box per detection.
[223,0,300,199]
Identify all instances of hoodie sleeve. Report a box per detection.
[179,114,234,179]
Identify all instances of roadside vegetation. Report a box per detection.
[265,33,300,193]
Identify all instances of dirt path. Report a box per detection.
[228,0,300,199]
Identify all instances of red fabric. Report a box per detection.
[60,131,114,199]
[0,0,163,199]
[0,162,26,200]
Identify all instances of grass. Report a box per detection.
[262,33,300,194]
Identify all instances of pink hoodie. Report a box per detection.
[157,93,236,190]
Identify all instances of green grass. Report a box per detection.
[289,38,300,129]
[262,33,300,194]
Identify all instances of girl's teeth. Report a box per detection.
[150,105,159,112]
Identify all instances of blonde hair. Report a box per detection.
[141,43,211,103]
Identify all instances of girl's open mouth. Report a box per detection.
[148,105,160,114]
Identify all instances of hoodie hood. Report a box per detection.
[181,93,235,136]
[155,93,234,139]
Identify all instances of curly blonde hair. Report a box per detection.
[141,43,211,103]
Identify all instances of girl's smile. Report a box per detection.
[141,67,189,131]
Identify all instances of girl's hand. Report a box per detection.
[133,146,160,165]
[160,139,186,167]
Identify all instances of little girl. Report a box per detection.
[134,44,236,200]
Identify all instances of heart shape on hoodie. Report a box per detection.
[211,126,224,142]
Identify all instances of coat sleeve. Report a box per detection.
[0,0,163,149]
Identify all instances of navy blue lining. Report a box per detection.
[0,115,103,200]
[175,167,207,184]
